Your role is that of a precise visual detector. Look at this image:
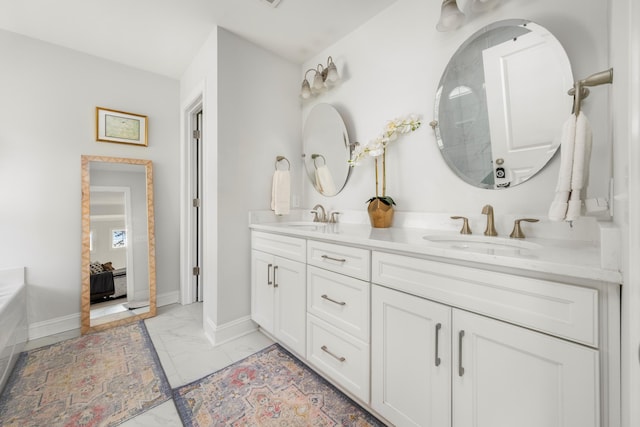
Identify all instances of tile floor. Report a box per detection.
[23,302,274,426]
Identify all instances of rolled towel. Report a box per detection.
[271,170,290,215]
[548,114,577,221]
[565,112,593,221]
[315,165,336,195]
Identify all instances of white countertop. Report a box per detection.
[250,220,622,285]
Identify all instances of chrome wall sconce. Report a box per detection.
[300,56,340,99]
[436,0,501,32]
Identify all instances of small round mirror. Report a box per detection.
[433,19,573,189]
[303,103,353,196]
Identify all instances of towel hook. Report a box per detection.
[311,154,326,169]
[275,156,290,171]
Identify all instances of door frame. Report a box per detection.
[180,87,204,305]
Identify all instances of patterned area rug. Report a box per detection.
[0,321,171,427]
[173,344,384,426]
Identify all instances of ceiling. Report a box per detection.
[0,0,397,79]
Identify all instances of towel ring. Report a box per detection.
[275,156,290,171]
[311,154,326,169]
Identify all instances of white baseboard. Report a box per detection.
[29,312,81,340]
[27,290,181,340]
[204,315,257,347]
[157,290,180,307]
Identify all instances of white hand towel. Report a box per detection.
[548,114,577,221]
[566,112,593,221]
[271,170,290,215]
[315,165,336,195]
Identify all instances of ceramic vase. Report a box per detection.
[367,198,394,228]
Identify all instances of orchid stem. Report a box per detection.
[382,148,386,197]
[374,157,379,197]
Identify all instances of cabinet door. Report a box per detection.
[273,256,306,356]
[371,285,451,427]
[251,250,274,334]
[453,309,600,427]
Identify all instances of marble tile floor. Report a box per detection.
[22,302,274,426]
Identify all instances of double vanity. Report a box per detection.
[250,213,621,427]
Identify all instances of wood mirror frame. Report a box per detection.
[81,155,156,334]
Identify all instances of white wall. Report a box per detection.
[0,30,181,336]
[180,27,300,341]
[301,0,611,224]
[217,28,301,324]
[610,0,640,424]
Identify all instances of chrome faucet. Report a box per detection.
[481,204,498,236]
[311,204,327,222]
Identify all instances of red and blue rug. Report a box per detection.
[0,321,171,427]
[172,344,384,426]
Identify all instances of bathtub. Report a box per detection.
[0,267,27,393]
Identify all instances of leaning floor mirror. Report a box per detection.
[81,155,157,334]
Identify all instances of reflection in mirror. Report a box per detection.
[303,103,353,196]
[81,155,156,334]
[434,19,573,189]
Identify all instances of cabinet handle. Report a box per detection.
[321,294,346,306]
[267,263,273,286]
[458,330,465,377]
[321,254,346,263]
[321,345,346,362]
[435,323,442,367]
[273,265,278,288]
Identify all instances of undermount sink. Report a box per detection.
[279,221,328,228]
[422,234,542,254]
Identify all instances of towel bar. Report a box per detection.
[275,156,290,170]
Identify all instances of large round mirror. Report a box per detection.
[433,19,573,189]
[303,103,352,196]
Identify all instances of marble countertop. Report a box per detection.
[250,220,622,285]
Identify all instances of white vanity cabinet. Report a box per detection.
[251,231,306,356]
[371,284,452,426]
[371,251,603,427]
[249,224,619,427]
[305,241,371,403]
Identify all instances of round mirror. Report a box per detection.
[303,103,352,196]
[433,19,573,189]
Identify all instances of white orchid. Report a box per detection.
[348,114,422,204]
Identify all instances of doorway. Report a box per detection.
[192,109,203,302]
[181,95,204,305]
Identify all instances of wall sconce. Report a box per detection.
[436,0,501,32]
[300,56,340,99]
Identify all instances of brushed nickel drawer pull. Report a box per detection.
[273,265,278,288]
[435,323,442,367]
[321,345,346,362]
[321,294,346,306]
[321,254,347,263]
[458,330,465,377]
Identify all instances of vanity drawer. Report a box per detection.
[307,266,370,342]
[307,241,370,281]
[252,231,306,262]
[372,251,599,347]
[307,315,370,403]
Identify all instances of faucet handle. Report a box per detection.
[509,218,539,239]
[329,211,341,223]
[451,216,472,235]
[310,210,322,222]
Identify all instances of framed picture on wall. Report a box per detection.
[96,107,148,146]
